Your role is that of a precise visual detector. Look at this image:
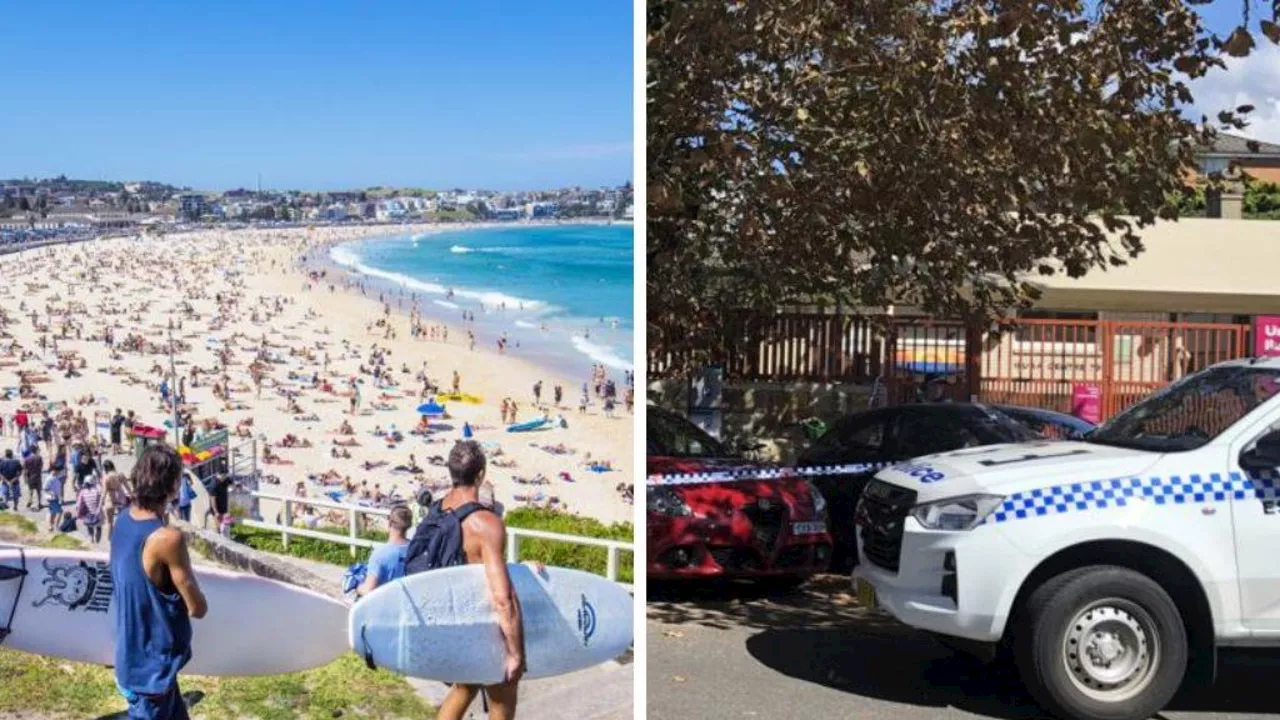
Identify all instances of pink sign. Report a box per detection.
[1072,383,1102,424]
[1256,316,1280,357]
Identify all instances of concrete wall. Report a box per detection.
[650,378,875,464]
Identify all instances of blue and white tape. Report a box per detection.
[646,462,889,486]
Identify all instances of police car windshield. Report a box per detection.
[1087,365,1280,452]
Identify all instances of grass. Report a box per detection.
[41,533,87,550]
[231,524,387,566]
[231,508,635,582]
[505,507,635,584]
[0,511,38,535]
[0,649,432,719]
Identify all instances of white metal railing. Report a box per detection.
[239,490,634,587]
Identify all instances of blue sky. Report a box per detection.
[0,1,633,191]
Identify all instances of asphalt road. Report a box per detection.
[647,575,1280,720]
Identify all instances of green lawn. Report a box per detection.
[0,510,38,535]
[0,649,432,719]
[232,508,635,582]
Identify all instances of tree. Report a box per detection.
[466,200,491,220]
[648,0,1280,373]
[18,197,29,212]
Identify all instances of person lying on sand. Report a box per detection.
[331,447,351,459]
[361,460,388,471]
[292,413,320,422]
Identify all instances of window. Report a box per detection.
[892,410,986,458]
[806,413,888,462]
[646,409,726,458]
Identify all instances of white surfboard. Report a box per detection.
[349,564,633,684]
[0,548,348,676]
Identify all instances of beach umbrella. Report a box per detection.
[416,400,447,417]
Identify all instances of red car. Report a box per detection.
[647,407,833,583]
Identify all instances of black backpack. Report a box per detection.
[403,500,487,576]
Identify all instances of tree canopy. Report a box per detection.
[648,0,1280,373]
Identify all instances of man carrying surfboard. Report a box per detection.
[404,440,526,720]
[110,444,208,719]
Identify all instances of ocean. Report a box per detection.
[328,223,633,380]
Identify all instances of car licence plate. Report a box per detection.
[791,521,826,535]
[854,578,877,609]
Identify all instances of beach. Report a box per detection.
[0,223,635,529]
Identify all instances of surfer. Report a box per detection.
[405,440,525,720]
[110,444,207,720]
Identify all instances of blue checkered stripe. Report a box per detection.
[647,462,889,486]
[987,471,1280,524]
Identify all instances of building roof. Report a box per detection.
[1198,133,1280,157]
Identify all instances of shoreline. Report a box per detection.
[318,221,635,382]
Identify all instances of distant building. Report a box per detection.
[177,194,209,221]
[526,201,558,219]
[1194,133,1280,183]
[492,208,521,221]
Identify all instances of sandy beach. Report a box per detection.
[0,224,634,528]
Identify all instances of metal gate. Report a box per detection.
[977,319,1249,418]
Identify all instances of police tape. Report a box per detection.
[646,462,891,486]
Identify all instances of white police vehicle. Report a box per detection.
[853,358,1280,720]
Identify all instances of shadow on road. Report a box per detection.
[648,574,903,633]
[655,573,1280,718]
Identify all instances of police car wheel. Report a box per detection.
[1015,566,1187,720]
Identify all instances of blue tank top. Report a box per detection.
[110,510,192,695]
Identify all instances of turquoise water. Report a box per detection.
[330,224,633,378]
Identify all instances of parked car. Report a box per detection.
[992,404,1095,440]
[647,406,833,584]
[795,403,1053,571]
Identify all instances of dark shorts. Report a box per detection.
[122,681,188,720]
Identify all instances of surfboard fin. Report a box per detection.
[0,564,26,582]
[360,625,377,671]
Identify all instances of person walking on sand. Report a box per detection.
[0,449,21,509]
[111,444,207,720]
[532,381,542,406]
[23,446,42,511]
[110,408,126,455]
[103,459,130,535]
[76,471,106,544]
[403,441,526,720]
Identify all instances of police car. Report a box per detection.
[852,358,1280,720]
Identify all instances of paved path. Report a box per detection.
[648,575,1280,720]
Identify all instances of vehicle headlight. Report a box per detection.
[911,494,1005,531]
[647,486,692,516]
[805,480,827,515]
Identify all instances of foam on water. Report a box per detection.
[329,225,632,378]
[571,335,633,371]
[330,245,547,311]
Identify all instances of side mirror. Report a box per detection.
[1242,430,1280,471]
